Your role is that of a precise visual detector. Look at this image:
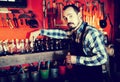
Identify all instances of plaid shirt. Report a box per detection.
[40,23,108,66]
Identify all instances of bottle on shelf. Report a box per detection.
[55,39,63,50]
[8,39,17,55]
[45,37,50,51]
[49,38,54,51]
[40,38,46,52]
[3,40,9,55]
[29,36,35,53]
[34,38,40,52]
[55,39,59,50]
[19,39,26,54]
[0,40,4,56]
[16,39,21,54]
[24,38,30,53]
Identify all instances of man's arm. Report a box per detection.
[29,29,68,41]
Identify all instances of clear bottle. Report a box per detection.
[9,39,16,55]
[25,38,30,53]
[29,36,35,53]
[0,40,4,56]
[3,40,9,55]
[16,39,21,54]
[20,39,26,54]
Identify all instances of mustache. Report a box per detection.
[67,22,74,26]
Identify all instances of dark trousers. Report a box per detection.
[66,65,103,82]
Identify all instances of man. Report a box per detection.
[29,4,108,82]
[63,4,108,82]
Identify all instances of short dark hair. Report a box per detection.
[63,4,80,14]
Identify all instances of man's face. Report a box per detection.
[63,7,81,30]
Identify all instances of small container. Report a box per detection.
[40,69,49,80]
[59,66,66,76]
[8,74,18,82]
[30,71,40,82]
[18,73,29,82]
[50,68,58,78]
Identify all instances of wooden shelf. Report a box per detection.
[0,50,64,67]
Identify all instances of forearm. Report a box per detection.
[29,29,68,41]
[40,29,68,39]
[77,53,108,66]
[71,51,108,66]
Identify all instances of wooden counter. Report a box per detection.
[0,50,64,67]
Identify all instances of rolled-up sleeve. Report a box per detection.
[40,29,68,39]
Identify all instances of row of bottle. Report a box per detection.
[0,38,70,56]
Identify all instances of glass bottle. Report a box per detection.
[20,39,26,54]
[3,40,9,55]
[0,40,4,56]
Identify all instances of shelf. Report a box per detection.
[0,50,64,67]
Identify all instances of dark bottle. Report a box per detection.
[37,61,41,71]
[9,66,20,75]
[20,39,26,54]
[55,39,59,50]
[59,39,63,50]
[49,38,54,51]
[37,39,41,52]
[55,39,63,50]
[40,38,46,52]
[50,60,58,69]
[29,63,38,72]
[45,38,50,51]
[40,61,47,70]
[34,38,40,52]
[62,39,71,50]
[40,61,45,70]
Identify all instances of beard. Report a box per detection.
[68,27,75,31]
[67,23,76,31]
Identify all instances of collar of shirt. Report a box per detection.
[76,22,87,34]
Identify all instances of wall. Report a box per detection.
[0,0,115,70]
[0,0,114,40]
[0,0,43,40]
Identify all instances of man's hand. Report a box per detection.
[66,52,71,64]
[29,30,41,41]
[66,52,77,69]
[66,52,76,64]
[66,52,72,69]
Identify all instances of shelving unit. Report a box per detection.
[0,50,64,67]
